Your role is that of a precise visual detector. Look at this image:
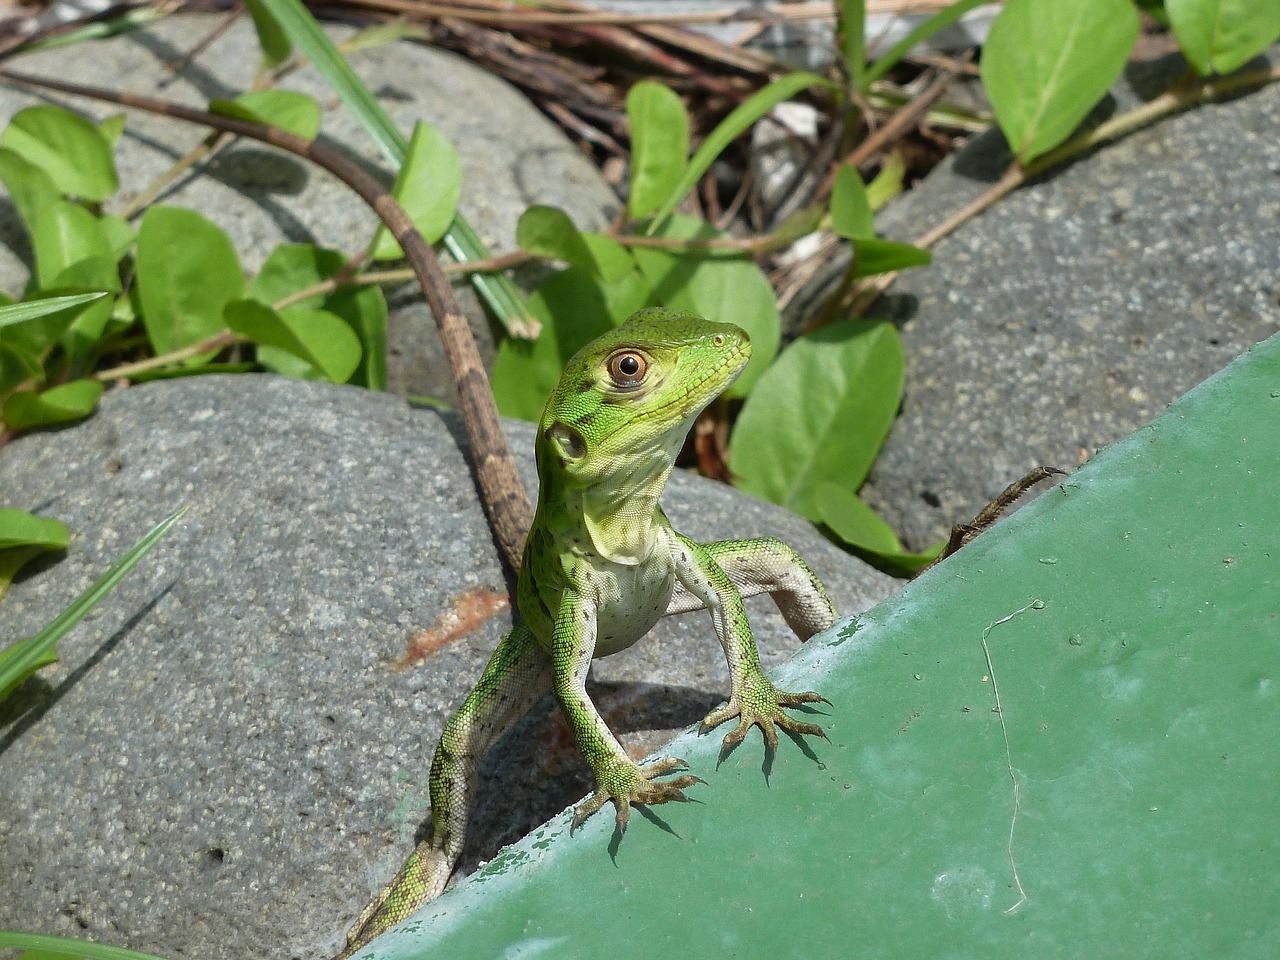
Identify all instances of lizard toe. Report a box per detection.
[638,756,690,778]
[776,689,831,708]
[699,699,741,734]
[571,791,612,834]
[775,713,828,741]
[573,758,705,834]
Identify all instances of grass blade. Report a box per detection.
[255,0,405,163]
[0,505,187,703]
[648,72,839,232]
[0,931,170,960]
[0,292,106,330]
[864,0,993,88]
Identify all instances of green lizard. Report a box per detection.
[339,307,837,957]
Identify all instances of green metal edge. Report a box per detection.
[356,335,1280,959]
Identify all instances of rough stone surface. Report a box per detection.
[0,14,619,402]
[859,54,1280,550]
[0,375,895,960]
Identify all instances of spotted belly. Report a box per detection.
[591,559,676,658]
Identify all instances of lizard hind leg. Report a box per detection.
[339,623,552,959]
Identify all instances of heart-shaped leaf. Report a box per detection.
[3,378,104,430]
[981,0,1139,162]
[226,299,361,383]
[730,318,904,519]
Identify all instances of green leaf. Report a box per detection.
[517,205,592,268]
[256,308,362,383]
[97,113,126,149]
[32,200,111,290]
[0,292,108,331]
[249,243,386,390]
[0,506,186,707]
[0,509,69,603]
[0,508,69,551]
[226,299,361,383]
[324,282,386,391]
[729,318,904,518]
[814,482,898,552]
[631,215,780,398]
[2,286,112,360]
[837,0,866,92]
[371,121,463,260]
[1166,0,1280,75]
[99,214,135,263]
[1,106,118,202]
[831,164,874,240]
[0,341,41,392]
[340,21,430,52]
[865,153,905,211]
[3,378,104,430]
[210,91,322,140]
[772,204,826,245]
[579,233,636,285]
[16,5,166,52]
[852,237,931,278]
[626,82,690,220]
[250,242,336,308]
[814,483,942,576]
[981,0,1140,162]
[492,268,643,420]
[254,0,533,333]
[865,0,993,87]
[0,147,60,234]
[50,259,121,360]
[648,71,840,230]
[136,206,244,358]
[245,0,293,67]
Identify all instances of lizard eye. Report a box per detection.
[606,351,648,387]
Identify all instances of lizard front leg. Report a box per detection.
[339,623,551,958]
[666,536,837,639]
[551,589,702,833]
[671,534,831,753]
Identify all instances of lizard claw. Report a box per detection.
[570,756,702,835]
[700,671,831,754]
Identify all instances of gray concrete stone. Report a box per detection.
[859,54,1280,550]
[0,374,894,960]
[0,13,619,402]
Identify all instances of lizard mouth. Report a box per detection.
[653,338,750,423]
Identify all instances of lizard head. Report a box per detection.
[538,307,750,483]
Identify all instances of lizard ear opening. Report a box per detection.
[547,421,587,462]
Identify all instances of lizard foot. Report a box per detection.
[571,756,704,835]
[700,669,830,753]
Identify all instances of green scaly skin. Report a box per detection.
[339,308,837,957]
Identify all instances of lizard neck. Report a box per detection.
[535,430,681,567]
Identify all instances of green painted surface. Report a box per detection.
[360,335,1280,960]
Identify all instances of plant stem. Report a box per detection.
[95,332,244,380]
[119,130,227,220]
